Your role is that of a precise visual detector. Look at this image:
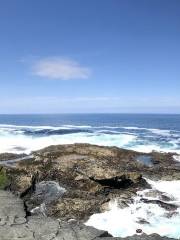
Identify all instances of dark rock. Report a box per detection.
[0,144,179,239]
[136,218,150,225]
[0,188,175,239]
[140,198,178,211]
[0,153,26,161]
[0,144,179,226]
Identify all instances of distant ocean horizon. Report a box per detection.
[0,113,180,155]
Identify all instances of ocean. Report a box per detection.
[1,113,180,238]
[0,113,180,154]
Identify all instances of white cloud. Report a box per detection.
[32,57,91,80]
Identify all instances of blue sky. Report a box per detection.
[0,0,180,113]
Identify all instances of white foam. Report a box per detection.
[62,124,92,129]
[123,126,178,138]
[123,126,143,130]
[86,179,180,239]
[0,123,95,130]
[0,124,180,154]
[0,124,57,129]
[149,129,172,137]
[0,124,73,131]
[0,131,136,154]
[128,143,180,154]
[96,130,127,134]
[173,155,180,162]
[128,144,162,153]
[147,179,180,204]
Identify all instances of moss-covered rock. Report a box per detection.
[0,167,9,189]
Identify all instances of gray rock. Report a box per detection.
[35,181,66,204]
[0,190,175,240]
[0,190,111,240]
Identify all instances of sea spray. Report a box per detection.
[86,179,180,239]
[0,123,180,154]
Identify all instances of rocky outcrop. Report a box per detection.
[1,143,179,222]
[2,145,144,220]
[0,189,113,240]
[0,153,26,161]
[0,144,179,239]
[0,189,174,240]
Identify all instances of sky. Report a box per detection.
[0,0,180,114]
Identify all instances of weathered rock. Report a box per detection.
[0,190,175,239]
[2,143,179,221]
[0,189,112,240]
[140,198,178,211]
[0,144,179,240]
[0,167,9,189]
[0,153,26,161]
[143,190,172,202]
[34,181,66,204]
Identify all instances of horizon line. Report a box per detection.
[0,112,180,115]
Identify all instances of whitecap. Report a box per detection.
[86,179,180,239]
[123,126,144,130]
[0,131,137,154]
[173,155,180,162]
[0,124,180,155]
[62,124,92,129]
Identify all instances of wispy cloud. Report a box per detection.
[32,57,91,80]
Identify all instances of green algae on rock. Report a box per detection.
[0,167,9,189]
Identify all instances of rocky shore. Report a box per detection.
[0,189,175,240]
[0,143,179,239]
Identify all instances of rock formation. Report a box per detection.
[0,143,179,239]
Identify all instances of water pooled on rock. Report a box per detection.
[135,155,153,167]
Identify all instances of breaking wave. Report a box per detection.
[0,124,180,154]
[86,179,180,239]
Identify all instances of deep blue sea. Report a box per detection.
[0,114,180,154]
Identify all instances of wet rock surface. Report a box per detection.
[0,144,179,239]
[140,198,178,211]
[0,153,27,161]
[2,144,180,221]
[0,190,174,240]
[0,154,33,168]
[0,189,113,240]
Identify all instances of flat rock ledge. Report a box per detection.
[0,190,174,240]
[0,189,111,240]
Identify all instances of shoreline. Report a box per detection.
[0,143,180,239]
